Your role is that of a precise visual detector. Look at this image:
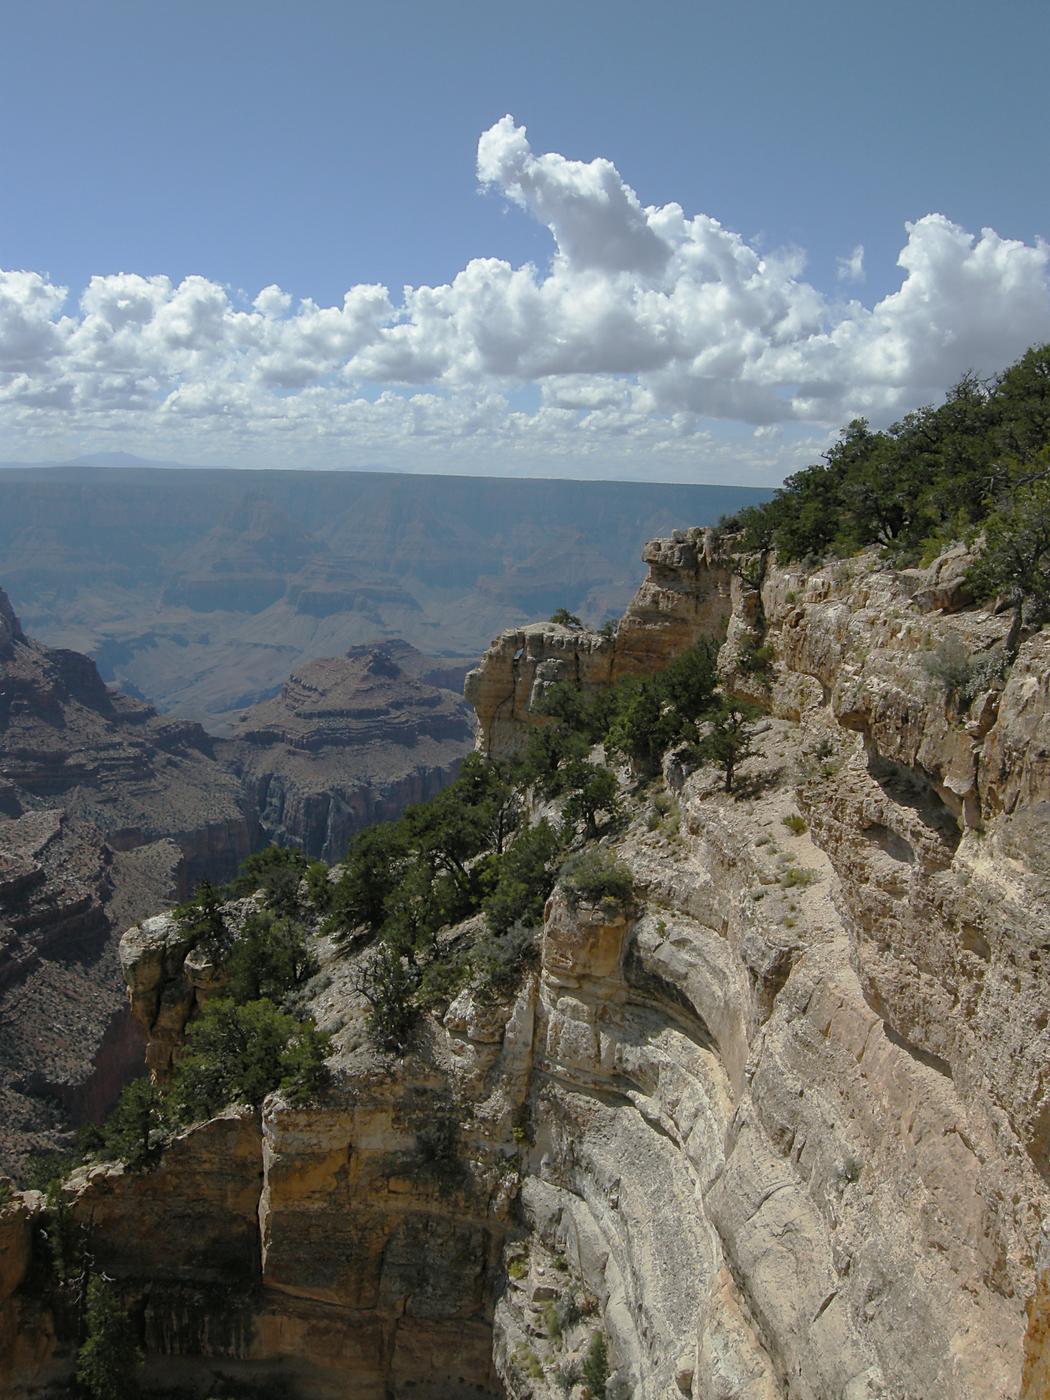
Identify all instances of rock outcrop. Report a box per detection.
[219,642,474,862]
[467,528,734,754]
[4,532,1049,1397]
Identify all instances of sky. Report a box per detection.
[1,0,1048,484]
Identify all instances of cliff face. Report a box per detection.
[4,534,1048,1398]
[219,642,475,863]
[470,532,1049,1396]
[466,530,734,755]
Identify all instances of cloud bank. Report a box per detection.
[2,115,1048,481]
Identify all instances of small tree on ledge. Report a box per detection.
[549,608,584,628]
[696,699,763,793]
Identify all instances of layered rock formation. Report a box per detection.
[0,587,252,1170]
[0,464,769,718]
[0,600,472,1172]
[218,642,474,862]
[3,530,1048,1397]
[466,529,734,755]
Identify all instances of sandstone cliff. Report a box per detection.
[3,532,1048,1398]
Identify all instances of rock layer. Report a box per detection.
[219,642,474,862]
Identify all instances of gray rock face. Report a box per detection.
[0,588,22,654]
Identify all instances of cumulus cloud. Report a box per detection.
[1,116,1048,481]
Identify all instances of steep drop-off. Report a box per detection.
[3,530,1048,1398]
[0,602,472,1172]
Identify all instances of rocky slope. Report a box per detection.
[3,530,1048,1397]
[0,587,253,1171]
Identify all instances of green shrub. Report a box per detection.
[484,819,561,933]
[226,845,309,915]
[782,813,807,835]
[560,760,622,839]
[20,1148,80,1194]
[553,1360,582,1393]
[582,1332,609,1397]
[225,911,317,1005]
[737,639,776,687]
[781,866,815,889]
[278,1024,333,1105]
[724,345,1050,568]
[549,608,584,628]
[174,879,229,961]
[921,636,1007,710]
[559,849,633,912]
[76,1274,142,1400]
[305,861,333,913]
[97,1078,169,1170]
[694,699,763,793]
[170,998,328,1121]
[350,945,419,1054]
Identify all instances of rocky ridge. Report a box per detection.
[2,531,1049,1397]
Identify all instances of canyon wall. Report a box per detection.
[0,601,472,1172]
[3,532,1048,1397]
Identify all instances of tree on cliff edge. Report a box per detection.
[76,1274,142,1400]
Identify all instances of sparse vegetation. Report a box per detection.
[693,699,763,793]
[922,635,1009,713]
[549,608,584,628]
[582,1331,610,1397]
[782,813,807,835]
[169,998,331,1122]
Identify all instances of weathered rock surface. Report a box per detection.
[467,528,734,754]
[4,531,1049,1397]
[462,532,1050,1396]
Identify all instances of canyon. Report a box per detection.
[2,527,1048,1397]
[0,464,769,719]
[0,600,473,1172]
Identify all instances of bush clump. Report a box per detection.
[559,848,634,912]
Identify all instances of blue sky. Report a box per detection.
[1,0,1048,482]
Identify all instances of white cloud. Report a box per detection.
[837,244,865,282]
[1,117,1048,482]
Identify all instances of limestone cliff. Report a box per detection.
[3,532,1048,1398]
